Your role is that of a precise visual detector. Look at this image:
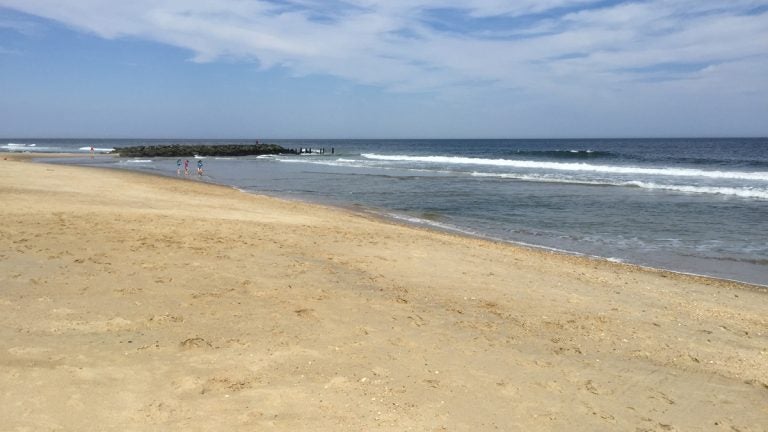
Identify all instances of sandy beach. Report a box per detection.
[1,155,766,431]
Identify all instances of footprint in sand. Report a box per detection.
[293,308,316,318]
[180,337,213,349]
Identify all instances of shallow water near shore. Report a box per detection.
[12,137,768,286]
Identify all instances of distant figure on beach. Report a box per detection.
[90,145,94,159]
[184,159,189,176]
[176,158,182,175]
[197,159,204,176]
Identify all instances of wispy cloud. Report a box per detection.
[0,15,42,36]
[1,0,767,96]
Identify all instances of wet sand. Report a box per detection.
[1,155,766,431]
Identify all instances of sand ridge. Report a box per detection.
[1,156,766,431]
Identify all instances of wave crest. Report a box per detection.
[470,172,768,199]
[362,153,768,181]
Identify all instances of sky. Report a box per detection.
[1,0,767,139]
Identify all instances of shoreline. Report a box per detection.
[2,153,767,430]
[373,209,768,292]
[368,206,768,292]
[30,152,768,291]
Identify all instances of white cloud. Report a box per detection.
[1,0,767,98]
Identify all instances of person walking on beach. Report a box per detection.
[184,159,190,176]
[197,159,204,176]
[89,145,94,159]
[176,158,182,175]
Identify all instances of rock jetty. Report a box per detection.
[112,144,292,157]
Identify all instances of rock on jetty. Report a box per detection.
[112,144,292,157]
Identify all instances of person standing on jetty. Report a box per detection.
[197,159,204,176]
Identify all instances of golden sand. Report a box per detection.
[1,155,766,430]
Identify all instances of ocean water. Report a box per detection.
[6,138,767,286]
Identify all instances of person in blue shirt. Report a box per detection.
[197,159,204,176]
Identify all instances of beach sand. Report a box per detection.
[1,155,766,431]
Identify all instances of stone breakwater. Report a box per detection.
[112,144,292,157]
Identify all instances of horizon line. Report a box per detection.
[3,136,767,141]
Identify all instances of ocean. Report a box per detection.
[4,138,767,286]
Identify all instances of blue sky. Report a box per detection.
[1,0,767,138]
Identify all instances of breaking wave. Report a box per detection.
[362,154,768,181]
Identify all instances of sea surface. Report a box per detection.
[5,138,767,286]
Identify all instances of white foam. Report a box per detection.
[78,146,114,152]
[470,171,768,199]
[471,171,603,184]
[385,213,481,237]
[277,158,373,169]
[385,212,590,256]
[362,154,768,182]
[2,143,54,152]
[625,181,768,199]
[124,159,152,163]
